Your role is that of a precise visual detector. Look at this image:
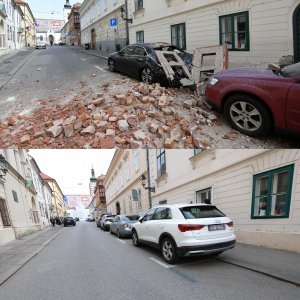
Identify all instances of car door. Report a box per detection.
[130,46,148,78]
[138,208,157,241]
[111,216,119,233]
[286,78,300,133]
[117,46,137,75]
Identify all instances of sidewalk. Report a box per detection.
[0,226,64,286]
[219,243,300,287]
[70,45,109,60]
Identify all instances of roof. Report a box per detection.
[40,172,54,180]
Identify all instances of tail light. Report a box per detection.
[227,221,234,227]
[178,224,205,232]
[123,223,129,228]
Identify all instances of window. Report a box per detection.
[157,150,166,178]
[196,188,212,204]
[171,23,186,50]
[252,165,294,219]
[153,208,172,220]
[180,206,225,219]
[136,31,144,44]
[219,11,250,51]
[133,150,140,172]
[122,46,136,56]
[143,208,156,221]
[135,0,143,11]
[0,198,11,226]
[125,158,130,181]
[159,200,167,205]
[194,149,203,156]
[12,190,18,203]
[103,0,108,12]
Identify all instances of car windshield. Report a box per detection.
[180,206,225,219]
[65,217,73,220]
[123,215,140,221]
[281,62,300,78]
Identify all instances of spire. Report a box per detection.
[64,0,71,8]
[90,166,96,182]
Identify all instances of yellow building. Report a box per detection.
[15,0,36,47]
[40,173,67,218]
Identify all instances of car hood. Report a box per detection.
[214,68,278,80]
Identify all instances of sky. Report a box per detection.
[26,0,79,20]
[28,150,115,195]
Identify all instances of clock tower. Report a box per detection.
[63,0,72,23]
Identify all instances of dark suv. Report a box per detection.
[63,217,76,227]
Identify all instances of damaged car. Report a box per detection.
[108,42,193,86]
[205,62,300,137]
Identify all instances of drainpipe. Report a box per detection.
[125,0,129,46]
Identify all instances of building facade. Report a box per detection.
[67,2,81,46]
[93,175,107,219]
[104,150,148,216]
[0,149,41,246]
[0,1,7,54]
[14,2,23,49]
[35,19,65,45]
[80,0,127,54]
[128,0,300,66]
[65,194,90,219]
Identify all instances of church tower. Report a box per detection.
[63,0,72,23]
[89,167,97,197]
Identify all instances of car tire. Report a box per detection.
[141,67,154,84]
[224,94,272,137]
[132,229,140,247]
[109,59,115,72]
[160,237,178,264]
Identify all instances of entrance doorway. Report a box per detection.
[91,29,96,49]
[294,5,300,63]
[116,202,121,215]
[49,34,54,46]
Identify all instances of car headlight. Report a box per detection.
[209,78,219,86]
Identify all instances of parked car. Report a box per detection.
[205,62,300,137]
[35,41,46,49]
[100,215,116,231]
[110,214,140,238]
[131,204,236,264]
[63,217,76,227]
[108,42,193,86]
[86,217,95,222]
[74,217,79,221]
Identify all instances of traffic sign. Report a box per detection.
[110,18,118,27]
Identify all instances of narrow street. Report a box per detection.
[0,222,298,300]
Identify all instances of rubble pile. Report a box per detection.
[0,78,223,149]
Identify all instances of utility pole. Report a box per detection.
[125,0,129,46]
[146,148,152,209]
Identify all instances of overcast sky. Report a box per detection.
[28,150,115,195]
[26,0,79,20]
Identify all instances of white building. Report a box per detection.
[13,1,23,49]
[128,0,300,66]
[0,149,41,246]
[35,19,65,45]
[0,1,7,54]
[80,0,127,53]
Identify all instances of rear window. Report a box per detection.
[123,215,140,221]
[180,206,225,219]
[105,218,114,222]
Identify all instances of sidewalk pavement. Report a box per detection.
[218,243,300,287]
[0,226,64,286]
[70,45,109,60]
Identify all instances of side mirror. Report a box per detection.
[139,217,143,223]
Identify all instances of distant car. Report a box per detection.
[205,62,300,137]
[131,204,236,264]
[100,215,116,231]
[110,214,140,238]
[35,41,46,49]
[63,217,76,227]
[108,42,193,86]
[86,217,94,222]
[74,217,79,221]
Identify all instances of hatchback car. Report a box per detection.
[131,204,235,264]
[205,62,300,137]
[110,214,140,238]
[63,217,76,227]
[100,215,116,231]
[35,41,46,49]
[108,42,193,86]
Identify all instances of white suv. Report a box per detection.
[131,204,236,264]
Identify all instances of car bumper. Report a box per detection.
[177,239,236,257]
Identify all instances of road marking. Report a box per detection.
[0,256,8,263]
[149,257,175,269]
[80,58,86,61]
[117,239,126,244]
[95,65,107,72]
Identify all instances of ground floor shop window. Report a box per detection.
[196,188,211,204]
[219,11,250,51]
[136,31,144,44]
[0,198,11,226]
[171,23,186,50]
[252,165,294,219]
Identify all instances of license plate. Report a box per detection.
[208,224,225,231]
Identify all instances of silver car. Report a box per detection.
[36,41,46,49]
[110,214,140,238]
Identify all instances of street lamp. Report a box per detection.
[141,174,155,193]
[0,154,8,179]
[120,4,133,23]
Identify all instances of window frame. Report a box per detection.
[156,149,166,178]
[251,164,294,219]
[135,0,144,11]
[136,31,144,44]
[171,23,186,50]
[196,187,212,204]
[0,198,11,227]
[219,11,250,51]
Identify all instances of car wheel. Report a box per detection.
[109,59,115,72]
[141,67,154,84]
[224,94,272,137]
[160,237,178,264]
[132,230,140,247]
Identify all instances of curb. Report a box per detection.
[70,46,108,60]
[218,257,300,287]
[0,227,65,286]
[0,50,35,90]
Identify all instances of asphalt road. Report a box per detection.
[0,46,119,120]
[0,222,298,300]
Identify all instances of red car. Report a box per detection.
[205,63,300,137]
